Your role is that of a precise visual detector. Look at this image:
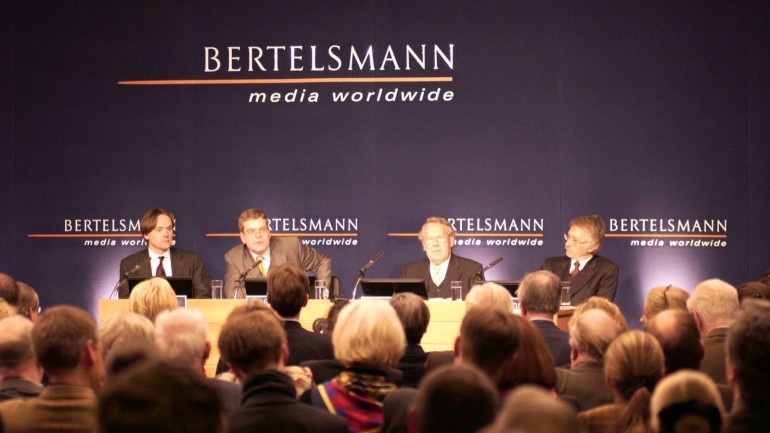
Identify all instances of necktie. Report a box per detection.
[431,264,442,286]
[155,256,166,277]
[257,255,267,277]
[570,261,580,278]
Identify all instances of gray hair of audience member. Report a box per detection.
[129,277,178,322]
[645,309,703,374]
[726,299,770,409]
[99,359,223,433]
[649,370,725,433]
[458,305,520,384]
[466,282,513,312]
[569,308,623,362]
[517,270,562,315]
[489,385,581,433]
[0,315,35,373]
[154,308,209,371]
[686,279,739,329]
[570,296,629,332]
[0,273,19,306]
[98,311,155,363]
[414,364,500,433]
[15,281,40,320]
[333,300,405,370]
[389,292,430,345]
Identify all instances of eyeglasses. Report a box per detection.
[564,233,590,245]
[243,227,269,236]
[423,235,448,245]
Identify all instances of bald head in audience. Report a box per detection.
[645,309,703,374]
[488,385,581,433]
[0,315,43,401]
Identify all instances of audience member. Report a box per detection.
[267,262,334,365]
[649,370,725,433]
[725,299,770,433]
[218,306,347,433]
[224,208,331,298]
[401,217,484,299]
[128,277,178,322]
[0,316,43,401]
[486,385,582,433]
[0,299,16,319]
[98,311,155,364]
[686,278,739,385]
[0,273,19,307]
[118,208,212,298]
[500,315,556,392]
[466,282,513,312]
[104,339,158,381]
[154,308,241,414]
[639,285,689,326]
[517,270,571,366]
[308,300,405,433]
[571,296,629,332]
[578,331,665,433]
[414,365,500,433]
[645,309,703,375]
[314,298,350,335]
[735,280,770,302]
[15,282,40,321]
[542,214,619,304]
[99,359,223,433]
[556,308,623,411]
[389,292,430,387]
[0,306,104,433]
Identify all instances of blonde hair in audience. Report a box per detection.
[333,300,405,370]
[0,299,17,319]
[98,311,155,362]
[570,296,628,332]
[649,370,725,433]
[642,285,688,322]
[604,331,665,433]
[129,277,178,322]
[466,282,513,312]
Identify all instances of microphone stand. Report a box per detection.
[351,251,384,299]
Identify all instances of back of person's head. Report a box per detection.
[570,296,628,332]
[33,306,101,382]
[727,298,770,409]
[605,331,665,433]
[15,281,41,320]
[0,315,36,375]
[389,292,430,345]
[0,273,19,306]
[219,307,286,376]
[569,308,622,362]
[105,339,159,381]
[650,370,725,433]
[458,305,520,384]
[415,364,500,433]
[0,299,17,319]
[332,300,405,370]
[266,262,309,318]
[154,308,209,371]
[501,315,555,391]
[686,279,739,329]
[736,281,770,303]
[491,385,581,433]
[466,283,513,312]
[315,298,350,336]
[517,270,562,316]
[99,359,222,433]
[641,285,689,325]
[645,309,703,374]
[129,277,178,322]
[98,311,155,363]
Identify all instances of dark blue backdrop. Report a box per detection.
[2,1,769,327]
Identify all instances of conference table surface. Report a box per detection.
[99,299,574,377]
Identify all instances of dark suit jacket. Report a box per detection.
[223,237,331,298]
[118,247,211,298]
[700,327,728,385]
[396,345,428,388]
[381,388,418,433]
[555,362,613,411]
[424,350,454,374]
[542,255,618,305]
[284,320,335,366]
[401,254,484,298]
[531,319,571,367]
[229,370,348,433]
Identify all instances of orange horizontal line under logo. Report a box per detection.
[606,234,727,239]
[28,234,142,238]
[118,76,453,86]
[206,233,358,237]
[389,233,544,237]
